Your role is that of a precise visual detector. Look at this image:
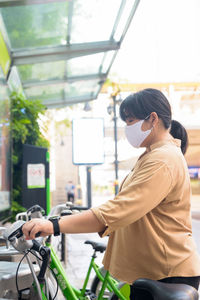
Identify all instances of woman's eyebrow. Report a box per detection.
[124,114,135,119]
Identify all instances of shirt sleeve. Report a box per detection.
[91,159,173,237]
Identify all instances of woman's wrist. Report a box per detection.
[48,216,61,236]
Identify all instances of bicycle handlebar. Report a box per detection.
[27,205,45,219]
[31,239,51,283]
[16,203,89,221]
[3,220,50,283]
[71,206,88,210]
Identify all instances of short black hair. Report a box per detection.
[120,88,171,129]
[120,88,188,154]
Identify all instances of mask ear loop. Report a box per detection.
[144,114,151,120]
[145,113,155,134]
[145,113,171,133]
[145,113,171,120]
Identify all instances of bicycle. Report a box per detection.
[26,204,130,300]
[1,205,130,300]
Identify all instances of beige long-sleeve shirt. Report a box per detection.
[91,139,200,284]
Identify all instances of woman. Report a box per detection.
[22,88,200,298]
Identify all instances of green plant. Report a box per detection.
[9,91,49,222]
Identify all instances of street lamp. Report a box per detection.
[107,85,122,195]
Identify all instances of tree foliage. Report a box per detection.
[1,3,68,80]
[9,91,49,221]
[1,4,67,48]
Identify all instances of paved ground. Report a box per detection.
[54,233,107,299]
[65,233,108,288]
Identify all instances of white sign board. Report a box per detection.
[72,118,104,165]
[0,164,2,190]
[27,164,45,188]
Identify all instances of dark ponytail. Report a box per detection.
[170,120,188,155]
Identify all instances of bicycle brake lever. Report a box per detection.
[6,221,26,241]
[7,225,41,240]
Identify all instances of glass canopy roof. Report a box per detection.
[0,0,140,108]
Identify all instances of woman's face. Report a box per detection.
[124,113,157,148]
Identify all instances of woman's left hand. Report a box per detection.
[22,218,54,240]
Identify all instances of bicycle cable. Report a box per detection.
[15,250,29,297]
[29,249,42,261]
[47,265,59,300]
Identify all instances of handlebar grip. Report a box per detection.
[71,206,88,211]
[8,226,23,241]
[61,210,72,216]
[35,231,42,238]
[31,239,41,252]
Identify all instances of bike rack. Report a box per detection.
[0,260,40,298]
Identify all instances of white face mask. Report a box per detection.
[125,119,152,148]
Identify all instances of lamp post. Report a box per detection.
[107,85,121,195]
[113,94,119,195]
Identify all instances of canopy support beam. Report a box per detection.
[12,41,120,65]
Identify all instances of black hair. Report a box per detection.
[120,88,188,154]
[170,120,188,154]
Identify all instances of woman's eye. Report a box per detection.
[127,118,134,123]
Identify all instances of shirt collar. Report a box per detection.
[149,138,181,151]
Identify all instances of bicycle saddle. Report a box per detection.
[84,240,106,253]
[132,278,199,300]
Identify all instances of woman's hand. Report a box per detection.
[22,218,54,240]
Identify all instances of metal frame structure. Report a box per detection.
[12,42,121,65]
[0,0,140,107]
[0,0,68,7]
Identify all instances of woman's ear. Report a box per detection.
[150,112,159,126]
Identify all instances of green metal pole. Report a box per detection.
[97,271,110,300]
[46,151,51,215]
[81,256,95,296]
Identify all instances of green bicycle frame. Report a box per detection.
[49,243,80,299]
[39,283,49,300]
[32,281,48,300]
[48,242,129,300]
